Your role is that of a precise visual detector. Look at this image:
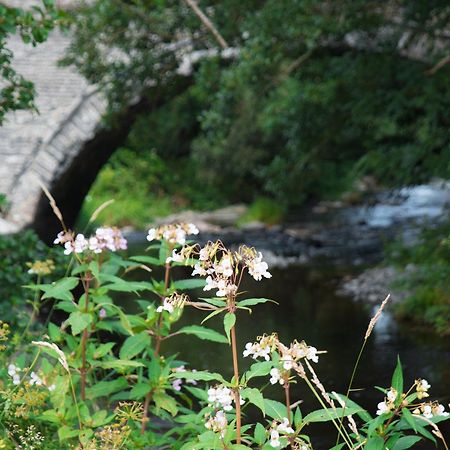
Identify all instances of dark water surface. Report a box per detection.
[120,249,450,449]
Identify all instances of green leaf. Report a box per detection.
[242,387,265,415]
[199,297,227,307]
[303,406,364,423]
[40,277,79,301]
[173,370,227,384]
[264,399,289,420]
[237,298,276,307]
[201,307,226,324]
[173,278,206,290]
[401,407,417,432]
[86,378,128,399]
[177,325,228,344]
[58,425,79,440]
[154,391,178,416]
[48,323,61,341]
[93,342,115,359]
[67,311,92,335]
[98,360,144,370]
[129,383,152,399]
[365,436,385,450]
[392,436,422,450]
[254,423,266,445]
[119,331,151,359]
[391,356,403,396]
[223,312,236,344]
[130,255,163,266]
[245,361,273,382]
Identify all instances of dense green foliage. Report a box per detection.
[0,231,65,327]
[0,223,448,448]
[0,0,63,124]
[66,0,450,211]
[387,221,450,335]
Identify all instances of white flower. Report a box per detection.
[423,405,433,419]
[147,228,157,242]
[207,385,237,411]
[205,410,228,437]
[203,275,217,292]
[270,429,281,448]
[191,263,207,277]
[215,279,237,298]
[269,368,284,385]
[48,384,56,392]
[248,252,272,281]
[187,223,199,235]
[199,247,209,261]
[8,364,18,377]
[282,355,294,370]
[30,371,43,386]
[433,404,449,417]
[306,346,319,363]
[172,379,183,391]
[387,388,398,403]
[376,401,391,415]
[416,379,431,399]
[277,417,294,434]
[214,256,233,278]
[166,249,184,264]
[157,298,174,313]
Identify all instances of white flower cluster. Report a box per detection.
[243,335,320,376]
[190,243,272,298]
[205,410,228,437]
[171,365,197,391]
[8,364,21,385]
[207,385,244,411]
[155,293,187,314]
[147,223,199,245]
[243,334,275,361]
[8,364,55,390]
[376,387,398,415]
[415,378,431,399]
[54,227,127,255]
[413,402,449,419]
[269,418,295,448]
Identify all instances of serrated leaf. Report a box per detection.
[254,423,266,445]
[223,312,236,344]
[245,361,273,382]
[98,360,144,370]
[201,307,226,324]
[365,436,385,450]
[242,387,265,415]
[173,370,227,383]
[237,298,276,307]
[264,399,289,420]
[303,406,364,423]
[119,331,151,359]
[93,342,115,359]
[154,391,178,416]
[86,378,128,400]
[178,325,228,344]
[40,277,79,301]
[67,311,92,335]
[129,383,152,399]
[392,436,422,450]
[173,278,206,290]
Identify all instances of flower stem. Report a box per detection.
[80,272,92,401]
[230,324,241,444]
[141,259,171,434]
[284,382,291,422]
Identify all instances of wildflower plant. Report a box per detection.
[0,192,447,449]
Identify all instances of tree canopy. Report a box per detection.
[66,1,450,207]
[0,0,62,124]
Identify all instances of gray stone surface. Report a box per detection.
[0,2,106,231]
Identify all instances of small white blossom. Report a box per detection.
[270,429,281,448]
[205,410,228,437]
[387,388,398,403]
[48,384,56,392]
[415,379,431,399]
[277,417,294,434]
[208,386,234,411]
[270,368,284,385]
[376,401,391,415]
[166,249,184,264]
[157,297,175,313]
[247,252,272,281]
[30,371,43,386]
